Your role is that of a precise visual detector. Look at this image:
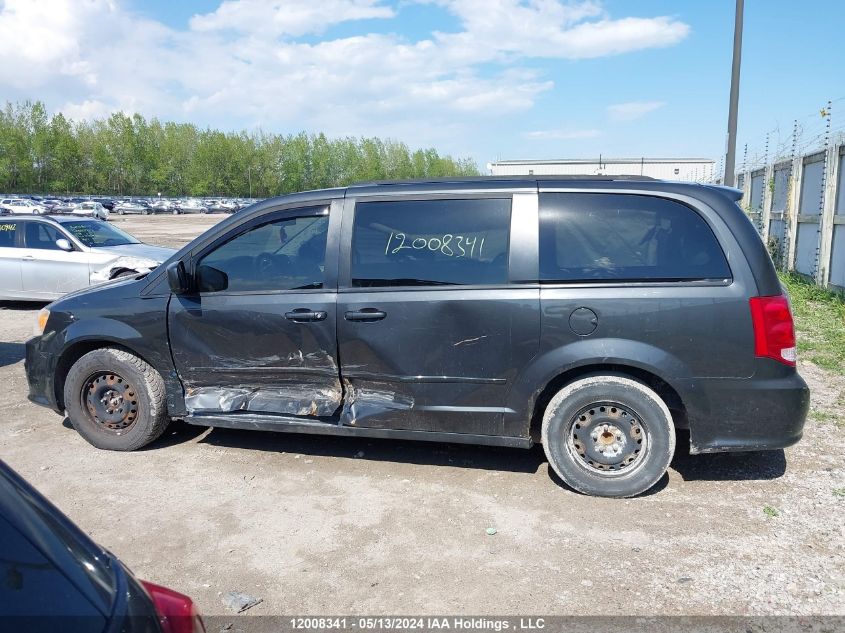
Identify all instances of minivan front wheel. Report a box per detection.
[64,347,170,451]
[541,375,675,498]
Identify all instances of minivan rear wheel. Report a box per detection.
[541,375,675,498]
[64,347,169,451]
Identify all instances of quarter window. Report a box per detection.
[196,210,329,293]
[351,198,511,287]
[539,193,731,282]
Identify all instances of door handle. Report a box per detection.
[21,255,34,260]
[344,309,387,322]
[284,309,327,323]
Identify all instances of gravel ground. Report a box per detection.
[1,215,843,619]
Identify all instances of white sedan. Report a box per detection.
[0,199,47,215]
[70,201,110,221]
[0,215,174,300]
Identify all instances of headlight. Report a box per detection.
[35,308,50,335]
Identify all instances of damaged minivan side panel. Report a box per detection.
[167,203,343,418]
[170,293,343,417]
[182,350,343,416]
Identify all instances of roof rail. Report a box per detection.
[350,174,657,186]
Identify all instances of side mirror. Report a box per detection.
[166,261,191,294]
[55,238,73,252]
[196,265,228,293]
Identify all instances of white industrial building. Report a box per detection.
[487,157,716,182]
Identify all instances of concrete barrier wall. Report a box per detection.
[736,142,845,291]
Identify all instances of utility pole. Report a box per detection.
[723,0,744,187]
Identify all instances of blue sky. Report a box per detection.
[1,0,843,170]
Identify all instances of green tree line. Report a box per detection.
[0,101,480,197]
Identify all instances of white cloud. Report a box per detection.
[524,128,601,140]
[428,0,689,62]
[189,0,395,37]
[0,0,690,154]
[606,100,666,122]
[59,99,115,121]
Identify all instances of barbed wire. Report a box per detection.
[737,96,844,172]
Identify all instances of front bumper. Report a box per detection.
[25,335,63,415]
[678,367,810,454]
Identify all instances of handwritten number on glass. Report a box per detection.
[385,232,485,259]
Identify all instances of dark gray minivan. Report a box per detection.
[25,177,809,497]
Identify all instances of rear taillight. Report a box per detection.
[749,295,797,366]
[141,580,206,633]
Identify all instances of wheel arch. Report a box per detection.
[108,267,138,280]
[527,363,688,443]
[504,338,693,442]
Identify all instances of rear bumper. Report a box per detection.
[25,336,63,415]
[678,369,809,454]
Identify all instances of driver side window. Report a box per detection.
[196,211,329,293]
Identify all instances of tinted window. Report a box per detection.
[24,223,66,251]
[351,198,511,287]
[197,210,329,293]
[0,221,19,248]
[539,193,730,282]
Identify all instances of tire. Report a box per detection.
[63,347,170,451]
[541,374,675,498]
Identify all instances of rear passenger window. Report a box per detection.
[351,199,511,287]
[0,221,18,248]
[539,193,731,282]
[24,222,65,251]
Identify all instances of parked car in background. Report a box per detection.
[151,199,178,214]
[0,198,47,214]
[114,200,151,215]
[40,198,64,210]
[71,201,110,220]
[23,176,809,498]
[49,201,78,214]
[203,199,224,213]
[204,199,238,213]
[0,460,205,632]
[95,197,116,210]
[0,215,174,300]
[177,199,209,214]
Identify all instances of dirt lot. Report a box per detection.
[1,215,843,618]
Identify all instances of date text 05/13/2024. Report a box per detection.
[289,617,547,631]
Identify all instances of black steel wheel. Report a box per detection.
[566,402,648,476]
[542,374,675,497]
[64,347,170,451]
[81,372,139,432]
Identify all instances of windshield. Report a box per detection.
[63,221,140,247]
